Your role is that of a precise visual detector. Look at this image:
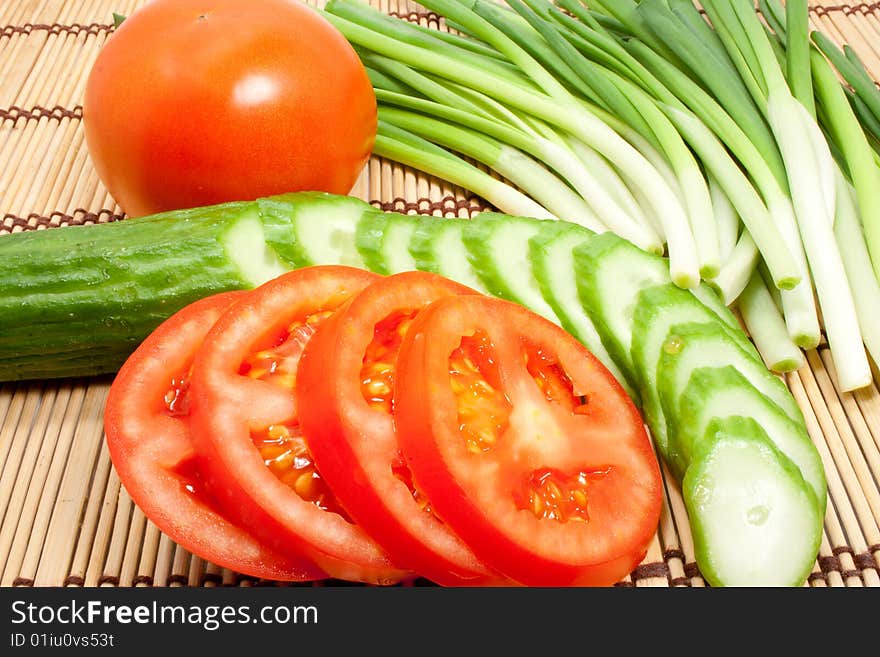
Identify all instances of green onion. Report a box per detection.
[701,0,869,390]
[812,46,880,283]
[377,106,604,230]
[737,272,806,373]
[324,0,702,287]
[374,121,554,220]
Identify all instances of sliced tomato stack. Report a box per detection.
[104,266,662,586]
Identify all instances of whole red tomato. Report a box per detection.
[83,0,376,218]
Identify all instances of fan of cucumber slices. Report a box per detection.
[0,192,826,586]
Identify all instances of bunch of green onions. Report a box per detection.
[320,0,880,393]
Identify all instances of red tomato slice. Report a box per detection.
[188,266,410,585]
[104,292,324,582]
[394,295,663,586]
[296,271,507,585]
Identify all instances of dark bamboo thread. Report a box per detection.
[2,208,125,234]
[0,22,114,39]
[631,561,671,582]
[0,104,82,123]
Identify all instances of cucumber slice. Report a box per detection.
[684,416,823,587]
[675,365,826,508]
[462,212,560,323]
[574,232,671,382]
[355,211,419,275]
[631,284,761,456]
[575,233,741,384]
[409,216,488,292]
[656,321,804,430]
[527,222,637,399]
[257,191,374,268]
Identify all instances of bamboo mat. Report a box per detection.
[0,0,879,589]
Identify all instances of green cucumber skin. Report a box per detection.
[356,211,420,275]
[257,191,373,268]
[683,416,823,587]
[527,223,639,401]
[675,365,827,510]
[657,322,805,429]
[408,216,488,293]
[0,203,261,381]
[630,283,761,457]
[462,213,560,323]
[527,221,596,339]
[574,232,670,384]
[355,210,396,274]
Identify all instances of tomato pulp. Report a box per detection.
[84,0,376,217]
[296,271,507,585]
[188,266,410,585]
[394,295,664,586]
[104,292,325,581]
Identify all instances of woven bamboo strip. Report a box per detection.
[188,557,207,588]
[788,368,872,586]
[32,381,109,585]
[15,29,108,215]
[823,13,880,66]
[0,387,15,442]
[6,29,109,213]
[66,440,114,586]
[634,533,667,587]
[0,0,32,25]
[817,350,880,518]
[134,521,162,587]
[81,464,119,586]
[9,383,90,587]
[654,473,688,586]
[0,385,58,580]
[151,533,178,588]
[117,506,148,587]
[5,39,89,216]
[170,544,194,587]
[813,11,880,70]
[0,384,45,535]
[803,352,880,570]
[0,385,74,585]
[659,461,706,586]
[99,484,134,586]
[0,385,29,480]
[853,388,880,460]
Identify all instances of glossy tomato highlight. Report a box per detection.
[84,0,376,218]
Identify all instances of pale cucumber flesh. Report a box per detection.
[527,223,637,399]
[657,321,804,429]
[675,365,826,508]
[409,217,488,292]
[684,416,822,587]
[463,213,561,324]
[630,284,761,455]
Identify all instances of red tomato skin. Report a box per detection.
[104,291,325,582]
[296,271,509,586]
[84,0,376,218]
[187,266,411,585]
[394,295,663,587]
